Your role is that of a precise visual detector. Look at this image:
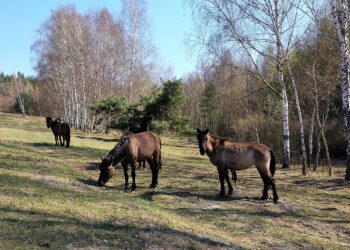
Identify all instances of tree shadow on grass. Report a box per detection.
[292,178,350,191]
[75,135,117,143]
[139,189,261,203]
[0,206,241,249]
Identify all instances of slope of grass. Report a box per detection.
[0,112,349,249]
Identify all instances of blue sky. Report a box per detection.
[0,0,196,78]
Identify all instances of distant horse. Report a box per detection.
[46,117,71,148]
[196,128,278,202]
[128,118,150,169]
[98,131,162,191]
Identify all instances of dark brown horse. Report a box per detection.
[97,131,162,191]
[196,128,278,202]
[46,117,71,148]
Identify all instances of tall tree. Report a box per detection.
[331,0,350,180]
[121,0,155,104]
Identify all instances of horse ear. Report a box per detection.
[204,128,209,135]
[197,128,201,134]
[100,154,103,161]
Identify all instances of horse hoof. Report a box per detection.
[131,186,136,191]
[260,196,268,200]
[228,190,233,196]
[218,192,225,197]
[124,188,130,192]
[149,184,156,188]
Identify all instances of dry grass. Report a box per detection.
[0,112,349,249]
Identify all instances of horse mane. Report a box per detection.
[210,134,229,146]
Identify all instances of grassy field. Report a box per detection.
[0,113,349,249]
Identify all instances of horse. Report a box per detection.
[46,117,71,148]
[97,131,162,192]
[196,128,278,202]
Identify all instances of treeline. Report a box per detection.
[32,2,159,131]
[0,72,46,116]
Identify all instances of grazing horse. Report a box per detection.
[97,131,162,191]
[46,117,71,148]
[196,128,278,202]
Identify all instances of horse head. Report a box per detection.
[196,128,209,155]
[97,154,115,187]
[46,117,53,128]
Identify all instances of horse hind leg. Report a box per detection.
[131,160,137,191]
[224,169,233,195]
[231,170,238,183]
[122,163,129,192]
[259,172,269,200]
[149,154,159,188]
[59,135,64,146]
[258,169,279,202]
[270,178,278,203]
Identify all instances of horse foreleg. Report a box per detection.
[122,163,129,192]
[224,169,233,196]
[217,167,225,196]
[54,134,59,146]
[131,161,137,191]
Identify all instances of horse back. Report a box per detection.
[128,131,161,158]
[211,141,271,170]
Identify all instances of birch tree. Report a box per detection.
[121,0,155,104]
[331,0,350,179]
[12,74,26,117]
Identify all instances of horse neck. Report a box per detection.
[112,142,128,163]
[206,134,220,155]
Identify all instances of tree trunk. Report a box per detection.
[314,130,321,171]
[308,107,316,169]
[332,1,350,180]
[13,75,26,118]
[316,112,332,176]
[285,57,307,175]
[274,0,290,168]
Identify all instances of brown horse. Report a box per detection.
[97,131,162,191]
[196,128,278,202]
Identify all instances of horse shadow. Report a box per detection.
[85,162,100,170]
[77,178,98,186]
[30,142,53,147]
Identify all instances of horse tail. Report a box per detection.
[269,150,276,176]
[158,137,162,169]
[66,124,71,148]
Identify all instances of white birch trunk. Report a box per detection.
[285,58,307,175]
[275,1,290,168]
[13,75,26,118]
[332,0,350,180]
[308,107,316,169]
